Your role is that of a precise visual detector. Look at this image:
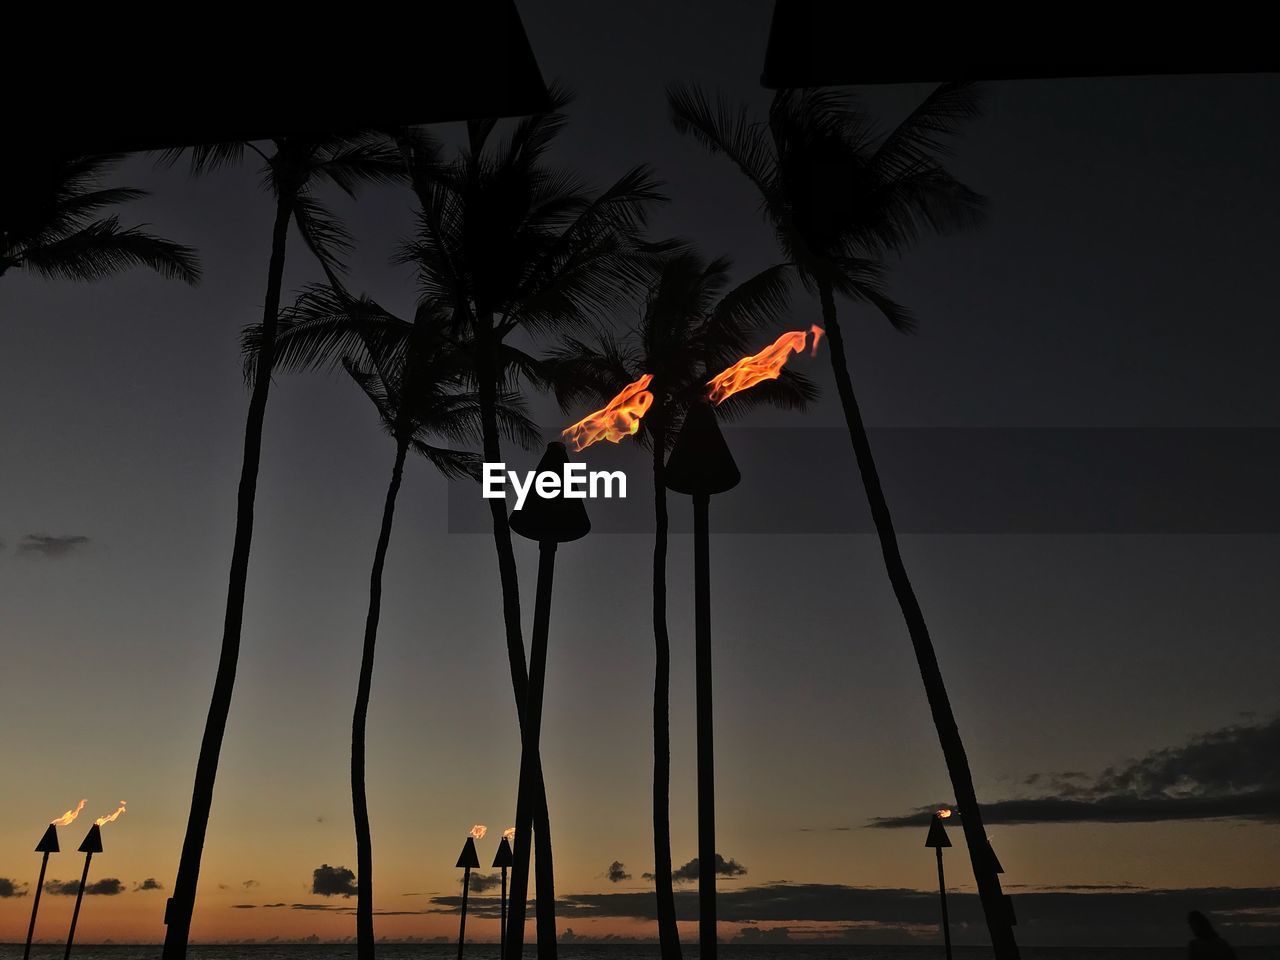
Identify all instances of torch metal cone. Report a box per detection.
[507,442,591,543]
[664,402,740,496]
[666,400,740,960]
[24,826,60,960]
[36,825,60,854]
[492,836,513,868]
[925,816,952,849]
[504,442,591,960]
[456,837,481,869]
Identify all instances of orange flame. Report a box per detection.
[95,801,127,827]
[936,808,953,819]
[469,824,487,840]
[502,827,515,842]
[706,326,824,404]
[51,799,87,826]
[562,374,654,452]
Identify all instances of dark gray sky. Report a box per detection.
[1,1,1278,946]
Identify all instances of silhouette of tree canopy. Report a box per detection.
[1,154,199,283]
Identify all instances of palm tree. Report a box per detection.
[245,285,538,960]
[159,136,404,960]
[1,153,199,283]
[546,249,813,959]
[667,84,1020,958]
[395,98,664,959]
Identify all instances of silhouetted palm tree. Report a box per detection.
[668,84,1019,959]
[1,154,199,283]
[395,97,664,959]
[245,286,538,960]
[159,136,404,960]
[546,249,814,959]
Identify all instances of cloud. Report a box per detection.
[46,878,125,896]
[243,880,259,889]
[670,854,747,884]
[17,534,91,559]
[0,878,27,898]
[735,926,793,943]
[135,878,163,892]
[606,861,631,883]
[873,715,1280,827]
[311,864,357,898]
[231,904,257,910]
[466,873,502,894]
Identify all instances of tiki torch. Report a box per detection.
[456,825,485,960]
[665,400,741,960]
[503,441,590,960]
[926,809,954,960]
[493,828,514,960]
[64,802,125,960]
[25,801,85,960]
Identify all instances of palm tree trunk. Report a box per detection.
[817,280,1019,960]
[162,189,295,960]
[475,334,557,960]
[353,439,409,960]
[651,411,682,960]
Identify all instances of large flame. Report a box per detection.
[706,326,823,405]
[936,808,953,819]
[95,801,127,827]
[469,824,487,840]
[51,799,87,827]
[502,827,515,842]
[562,374,654,452]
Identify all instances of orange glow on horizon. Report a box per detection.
[561,374,654,451]
[706,326,823,404]
[51,799,87,826]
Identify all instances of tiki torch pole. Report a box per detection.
[456,835,480,960]
[492,835,513,960]
[63,824,103,960]
[24,825,60,960]
[503,442,591,960]
[925,812,953,960]
[665,401,741,960]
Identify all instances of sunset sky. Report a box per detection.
[2,3,1278,950]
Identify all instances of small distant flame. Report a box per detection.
[51,799,87,826]
[95,801,127,827]
[936,808,953,820]
[562,374,654,452]
[502,827,515,842]
[706,326,824,405]
[469,824,487,840]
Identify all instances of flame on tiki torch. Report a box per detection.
[51,799,88,826]
[95,801,127,827]
[706,325,824,404]
[562,374,654,452]
[502,827,515,841]
[936,808,953,819]
[469,824,487,840]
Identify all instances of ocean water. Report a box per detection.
[4,946,1277,960]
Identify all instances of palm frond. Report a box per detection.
[17,217,201,284]
[667,83,775,195]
